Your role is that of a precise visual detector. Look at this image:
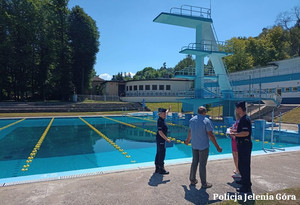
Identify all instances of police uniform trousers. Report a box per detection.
[237,138,252,188]
[155,141,166,167]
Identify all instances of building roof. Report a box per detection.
[92,76,105,82]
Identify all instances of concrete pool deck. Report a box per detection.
[1,150,300,205]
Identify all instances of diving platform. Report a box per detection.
[180,42,233,56]
[154,5,281,116]
[153,5,212,28]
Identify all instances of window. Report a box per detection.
[134,85,137,91]
[293,87,298,92]
[159,85,164,90]
[129,86,132,91]
[269,88,273,93]
[126,86,128,91]
[285,87,290,92]
[152,85,157,90]
[277,88,282,95]
[139,85,143,90]
[145,85,150,90]
[166,85,171,90]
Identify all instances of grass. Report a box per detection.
[219,187,300,205]
[146,102,224,116]
[207,106,223,118]
[274,107,300,124]
[0,111,136,118]
[146,102,182,113]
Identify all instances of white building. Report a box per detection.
[120,79,193,102]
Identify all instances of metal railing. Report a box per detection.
[174,66,216,77]
[77,95,120,102]
[233,90,282,102]
[174,66,195,76]
[125,90,195,98]
[181,40,233,53]
[170,5,211,18]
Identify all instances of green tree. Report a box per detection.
[174,55,195,71]
[5,0,39,100]
[224,37,254,72]
[133,67,158,80]
[47,0,73,100]
[0,0,10,100]
[69,5,99,94]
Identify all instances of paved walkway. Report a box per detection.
[1,151,300,205]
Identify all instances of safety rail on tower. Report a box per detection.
[170,5,211,19]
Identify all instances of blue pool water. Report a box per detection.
[0,116,298,181]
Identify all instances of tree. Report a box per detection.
[0,0,10,100]
[133,67,158,80]
[4,0,40,100]
[276,6,300,57]
[69,5,99,94]
[174,55,195,71]
[224,38,254,72]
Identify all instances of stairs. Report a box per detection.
[250,104,299,121]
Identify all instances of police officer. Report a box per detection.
[231,101,252,193]
[155,107,171,174]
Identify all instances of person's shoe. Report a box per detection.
[201,182,212,189]
[190,179,198,186]
[154,166,159,173]
[236,186,252,193]
[235,180,243,185]
[158,168,169,175]
[232,173,241,178]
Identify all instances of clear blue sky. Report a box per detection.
[68,0,299,80]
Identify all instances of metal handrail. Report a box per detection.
[170,5,211,18]
[174,66,195,76]
[181,40,233,53]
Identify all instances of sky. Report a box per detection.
[68,0,300,80]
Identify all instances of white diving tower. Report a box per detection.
[153,5,234,114]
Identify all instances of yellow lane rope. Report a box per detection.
[0,118,26,131]
[127,115,187,128]
[21,117,54,171]
[79,117,135,162]
[102,116,190,146]
[102,116,136,128]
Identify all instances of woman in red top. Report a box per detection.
[230,112,241,178]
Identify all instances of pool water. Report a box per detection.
[0,116,297,180]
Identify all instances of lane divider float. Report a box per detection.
[79,117,136,163]
[128,115,188,129]
[21,117,54,171]
[102,116,136,128]
[103,116,190,146]
[0,118,26,131]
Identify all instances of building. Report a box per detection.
[120,79,193,102]
[91,76,105,95]
[206,57,300,104]
[94,57,300,104]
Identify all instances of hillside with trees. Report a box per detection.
[224,6,300,72]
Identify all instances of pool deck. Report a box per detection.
[1,150,300,205]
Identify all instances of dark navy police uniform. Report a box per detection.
[236,114,252,189]
[155,116,168,168]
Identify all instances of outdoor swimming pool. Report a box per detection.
[0,116,298,184]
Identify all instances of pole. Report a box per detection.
[262,119,265,151]
[279,112,281,132]
[271,108,274,149]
